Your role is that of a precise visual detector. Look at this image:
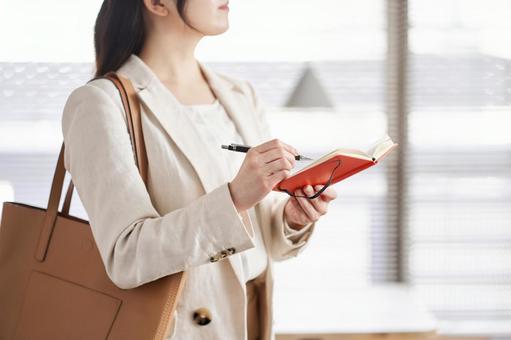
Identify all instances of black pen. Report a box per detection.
[221,143,313,161]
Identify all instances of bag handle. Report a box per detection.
[35,72,147,262]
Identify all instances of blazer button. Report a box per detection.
[193,307,212,326]
[209,253,221,262]
[226,247,236,255]
[219,250,229,259]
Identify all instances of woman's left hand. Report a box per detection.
[283,184,338,230]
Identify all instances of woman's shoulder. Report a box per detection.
[61,77,127,134]
[63,78,125,117]
[66,77,122,107]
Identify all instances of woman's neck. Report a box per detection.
[138,27,203,86]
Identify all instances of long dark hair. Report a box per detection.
[93,0,188,77]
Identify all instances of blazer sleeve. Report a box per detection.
[61,83,256,289]
[243,80,317,261]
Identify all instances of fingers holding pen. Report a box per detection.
[250,139,298,178]
[260,147,297,169]
[252,138,298,158]
[229,138,301,212]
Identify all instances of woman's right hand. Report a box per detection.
[228,138,298,213]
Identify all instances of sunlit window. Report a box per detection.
[407,0,511,334]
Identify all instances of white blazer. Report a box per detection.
[61,53,317,340]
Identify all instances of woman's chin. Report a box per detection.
[205,24,229,36]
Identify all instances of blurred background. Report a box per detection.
[1,0,510,339]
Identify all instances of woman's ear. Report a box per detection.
[142,0,172,17]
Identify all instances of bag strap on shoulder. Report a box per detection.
[35,72,147,262]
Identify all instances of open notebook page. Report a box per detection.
[289,134,394,177]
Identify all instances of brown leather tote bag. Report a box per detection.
[0,72,187,340]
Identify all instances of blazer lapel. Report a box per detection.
[117,54,261,288]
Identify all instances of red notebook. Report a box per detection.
[273,134,398,194]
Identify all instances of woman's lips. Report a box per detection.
[219,4,229,10]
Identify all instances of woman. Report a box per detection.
[61,0,338,339]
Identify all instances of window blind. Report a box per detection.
[0,62,94,221]
[406,0,511,334]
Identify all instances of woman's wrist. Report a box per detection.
[228,181,246,214]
